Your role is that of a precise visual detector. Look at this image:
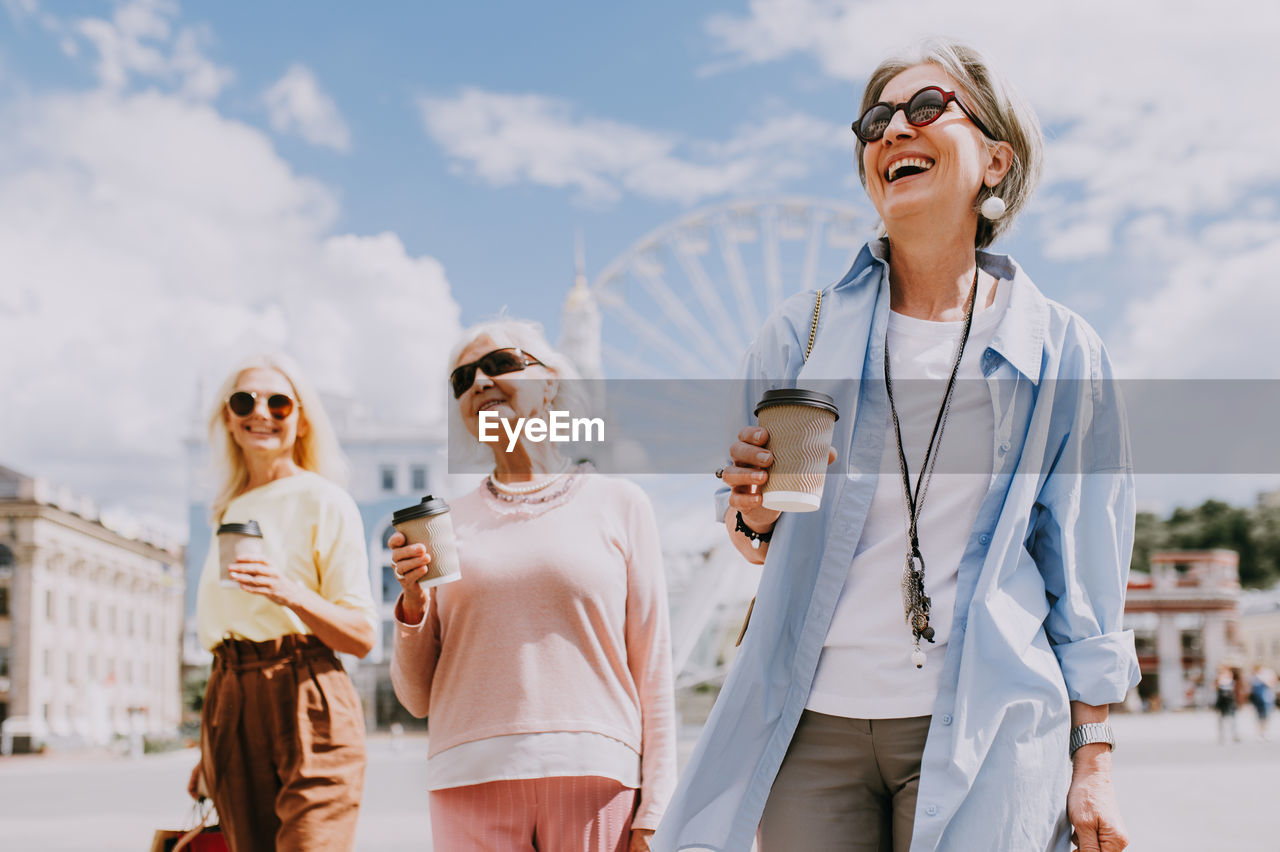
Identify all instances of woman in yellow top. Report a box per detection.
[187,353,378,852]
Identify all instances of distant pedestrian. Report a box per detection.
[1215,665,1240,744]
[1248,665,1276,740]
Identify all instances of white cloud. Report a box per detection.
[263,64,352,153]
[703,0,1280,253]
[67,0,232,99]
[0,89,459,522]
[419,87,847,206]
[703,0,1280,379]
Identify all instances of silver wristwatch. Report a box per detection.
[1069,722,1116,757]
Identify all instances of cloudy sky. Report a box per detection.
[2,0,1279,529]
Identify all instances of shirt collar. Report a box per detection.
[842,239,1046,385]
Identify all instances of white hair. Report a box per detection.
[446,317,589,468]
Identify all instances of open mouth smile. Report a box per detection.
[886,157,935,183]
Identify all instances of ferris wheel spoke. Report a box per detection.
[715,219,763,337]
[600,343,671,379]
[672,237,747,355]
[761,207,785,314]
[801,211,829,294]
[635,269,738,374]
[606,300,711,378]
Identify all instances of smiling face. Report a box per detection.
[862,64,1008,239]
[454,333,557,442]
[225,367,305,460]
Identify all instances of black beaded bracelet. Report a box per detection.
[735,511,774,548]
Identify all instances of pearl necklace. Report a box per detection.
[487,459,572,495]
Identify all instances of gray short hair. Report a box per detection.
[855,38,1044,249]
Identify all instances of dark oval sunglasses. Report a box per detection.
[227,390,295,420]
[853,85,995,143]
[450,348,545,399]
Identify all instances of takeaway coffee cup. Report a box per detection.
[754,389,840,513]
[392,495,461,588]
[216,520,264,588]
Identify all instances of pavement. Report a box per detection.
[0,710,1276,851]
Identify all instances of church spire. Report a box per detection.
[558,228,603,380]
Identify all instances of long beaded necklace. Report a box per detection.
[884,264,980,670]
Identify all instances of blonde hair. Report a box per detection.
[208,353,348,521]
[447,317,588,467]
[855,38,1044,249]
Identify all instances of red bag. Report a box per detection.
[151,799,228,852]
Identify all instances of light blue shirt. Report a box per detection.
[654,240,1140,852]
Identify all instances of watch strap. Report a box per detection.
[1069,722,1115,757]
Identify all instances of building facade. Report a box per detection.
[1124,549,1244,711]
[0,465,184,753]
[1239,587,1280,674]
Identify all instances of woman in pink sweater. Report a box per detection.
[389,319,677,852]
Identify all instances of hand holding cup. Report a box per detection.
[388,530,432,623]
[725,427,839,532]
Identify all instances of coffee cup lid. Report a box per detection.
[217,520,263,537]
[393,495,451,524]
[754,388,839,420]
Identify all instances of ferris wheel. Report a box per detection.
[590,196,873,381]
[584,197,875,686]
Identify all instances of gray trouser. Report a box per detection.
[758,710,931,852]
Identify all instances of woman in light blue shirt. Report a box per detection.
[655,39,1138,852]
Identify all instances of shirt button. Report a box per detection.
[979,533,991,545]
[926,804,938,816]
[1000,440,1012,452]
[941,714,953,725]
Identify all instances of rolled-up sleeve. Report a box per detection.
[1030,341,1140,706]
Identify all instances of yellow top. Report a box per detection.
[196,470,377,650]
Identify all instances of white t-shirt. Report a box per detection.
[806,277,1011,719]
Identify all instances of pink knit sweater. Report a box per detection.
[391,473,677,830]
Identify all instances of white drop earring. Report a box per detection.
[980,195,1006,220]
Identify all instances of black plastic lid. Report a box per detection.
[754,388,839,420]
[217,520,263,537]
[393,495,451,524]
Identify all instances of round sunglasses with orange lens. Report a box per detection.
[227,390,295,420]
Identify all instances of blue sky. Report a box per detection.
[2,0,1279,526]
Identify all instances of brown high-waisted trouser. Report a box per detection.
[201,634,367,852]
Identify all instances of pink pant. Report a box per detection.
[429,776,636,852]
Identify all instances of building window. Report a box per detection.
[382,565,400,603]
[46,589,54,621]
[127,611,134,638]
[125,661,132,684]
[67,595,76,628]
[43,649,51,678]
[0,647,9,678]
[88,655,96,680]
[0,542,12,567]
[410,464,427,492]
[66,652,74,684]
[144,613,151,641]
[88,602,97,630]
[0,586,8,617]
[380,465,397,492]
[107,605,116,634]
